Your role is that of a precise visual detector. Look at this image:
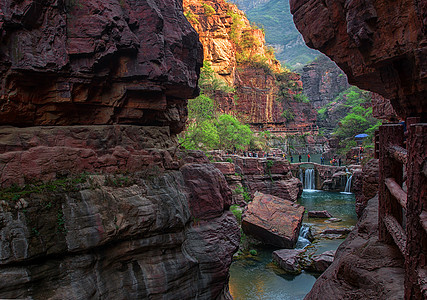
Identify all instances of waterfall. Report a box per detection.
[296,225,311,249]
[304,169,315,190]
[344,175,353,193]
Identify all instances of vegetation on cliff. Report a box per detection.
[183,0,315,133]
[179,62,265,151]
[231,0,319,68]
[317,87,382,155]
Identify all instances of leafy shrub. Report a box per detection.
[230,204,242,223]
[293,93,310,103]
[184,11,199,24]
[202,3,216,17]
[249,249,258,256]
[281,109,295,122]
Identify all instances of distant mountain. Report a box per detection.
[231,0,319,68]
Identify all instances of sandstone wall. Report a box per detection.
[184,0,317,131]
[0,0,241,298]
[0,0,202,133]
[290,0,427,119]
[301,54,350,110]
[0,160,239,299]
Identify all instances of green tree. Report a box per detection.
[198,61,234,95]
[217,114,254,150]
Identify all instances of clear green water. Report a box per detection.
[229,191,356,300]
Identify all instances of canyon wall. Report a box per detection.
[301,54,350,110]
[184,0,317,133]
[0,0,202,133]
[0,0,240,298]
[290,1,426,299]
[290,0,426,119]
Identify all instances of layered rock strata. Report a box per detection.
[0,0,202,132]
[184,0,318,132]
[0,162,240,299]
[301,54,350,109]
[0,0,241,298]
[222,156,303,203]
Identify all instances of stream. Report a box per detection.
[229,190,357,299]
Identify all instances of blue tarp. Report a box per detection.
[354,133,368,138]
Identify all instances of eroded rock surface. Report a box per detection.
[0,0,202,131]
[311,250,335,273]
[272,249,304,274]
[290,0,427,118]
[0,163,240,299]
[301,54,350,109]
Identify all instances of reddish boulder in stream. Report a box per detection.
[242,192,304,248]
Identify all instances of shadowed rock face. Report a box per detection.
[0,0,203,132]
[0,164,240,299]
[290,0,426,118]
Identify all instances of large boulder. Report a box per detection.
[311,250,336,272]
[242,192,305,248]
[272,249,305,274]
[308,210,333,218]
[181,163,232,220]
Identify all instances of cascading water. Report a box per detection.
[296,225,312,249]
[304,169,315,190]
[344,174,353,193]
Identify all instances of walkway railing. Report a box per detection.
[378,118,426,299]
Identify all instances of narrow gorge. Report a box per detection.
[0,0,425,299]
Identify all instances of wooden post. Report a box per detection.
[379,124,404,243]
[405,123,427,300]
[375,130,380,159]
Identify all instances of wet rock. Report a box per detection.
[308,210,333,218]
[321,228,352,235]
[325,218,342,223]
[242,192,304,248]
[272,249,304,274]
[311,250,336,272]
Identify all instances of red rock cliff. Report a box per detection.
[0,1,240,299]
[184,0,317,132]
[290,0,426,119]
[0,0,202,133]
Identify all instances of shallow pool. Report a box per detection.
[229,190,356,299]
